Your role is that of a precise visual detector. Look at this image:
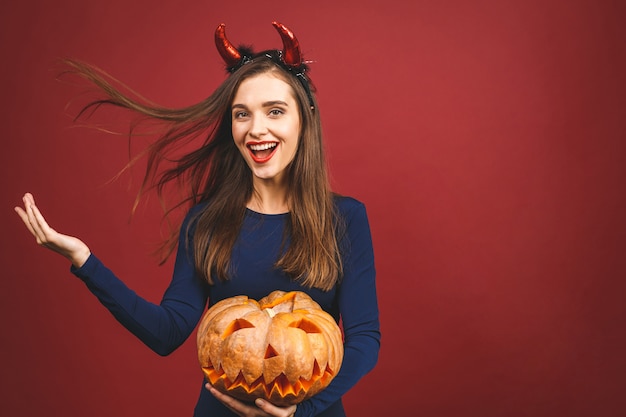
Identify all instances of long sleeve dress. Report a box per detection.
[71,196,380,417]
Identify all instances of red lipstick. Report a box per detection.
[247,141,278,163]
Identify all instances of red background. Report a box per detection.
[2,0,625,416]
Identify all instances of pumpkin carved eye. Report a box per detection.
[197,291,344,406]
[289,318,321,333]
[222,318,255,339]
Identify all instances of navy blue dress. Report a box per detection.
[72,196,380,417]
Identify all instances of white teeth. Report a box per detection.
[249,143,277,151]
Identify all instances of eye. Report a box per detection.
[268,108,284,117]
[233,110,249,119]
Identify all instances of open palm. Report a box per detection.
[15,193,91,268]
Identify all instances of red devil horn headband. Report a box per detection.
[271,21,302,68]
[214,23,241,69]
[214,22,314,108]
[214,21,303,71]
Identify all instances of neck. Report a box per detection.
[247,178,290,214]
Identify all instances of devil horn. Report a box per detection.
[215,23,241,69]
[272,21,302,68]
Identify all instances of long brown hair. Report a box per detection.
[66,55,343,291]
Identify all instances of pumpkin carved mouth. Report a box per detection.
[197,291,344,406]
[202,358,336,405]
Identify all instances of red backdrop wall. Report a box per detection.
[2,0,625,416]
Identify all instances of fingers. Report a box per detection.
[205,383,296,417]
[26,194,55,242]
[16,193,92,267]
[23,193,48,244]
[14,205,36,236]
[255,399,297,417]
[15,193,39,239]
[16,193,56,246]
[206,384,250,416]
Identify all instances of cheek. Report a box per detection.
[284,121,301,147]
[231,125,246,146]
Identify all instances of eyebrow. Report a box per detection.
[231,100,290,110]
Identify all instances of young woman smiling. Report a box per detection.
[15,22,380,417]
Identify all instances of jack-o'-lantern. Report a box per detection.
[197,290,343,406]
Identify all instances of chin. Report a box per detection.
[251,168,285,182]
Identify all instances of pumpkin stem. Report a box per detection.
[262,292,297,313]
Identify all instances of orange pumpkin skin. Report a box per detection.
[197,290,344,406]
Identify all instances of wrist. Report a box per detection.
[70,248,91,268]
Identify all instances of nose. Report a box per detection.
[249,115,268,138]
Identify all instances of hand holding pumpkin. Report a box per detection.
[206,384,297,417]
[14,193,91,268]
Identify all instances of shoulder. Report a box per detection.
[186,201,210,219]
[333,195,375,264]
[333,194,371,232]
[333,194,367,218]
[179,201,210,237]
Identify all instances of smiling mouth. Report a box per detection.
[248,142,278,163]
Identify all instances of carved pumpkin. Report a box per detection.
[197,290,343,406]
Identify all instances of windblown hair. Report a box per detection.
[65,55,342,291]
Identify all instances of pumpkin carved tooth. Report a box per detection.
[197,290,343,406]
[202,359,336,403]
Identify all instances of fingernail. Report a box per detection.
[255,398,265,407]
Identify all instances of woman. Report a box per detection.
[15,22,380,417]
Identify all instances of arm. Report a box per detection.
[71,207,209,355]
[15,193,209,356]
[295,200,381,417]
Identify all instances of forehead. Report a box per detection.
[233,72,297,105]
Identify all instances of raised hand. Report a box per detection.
[15,193,91,268]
